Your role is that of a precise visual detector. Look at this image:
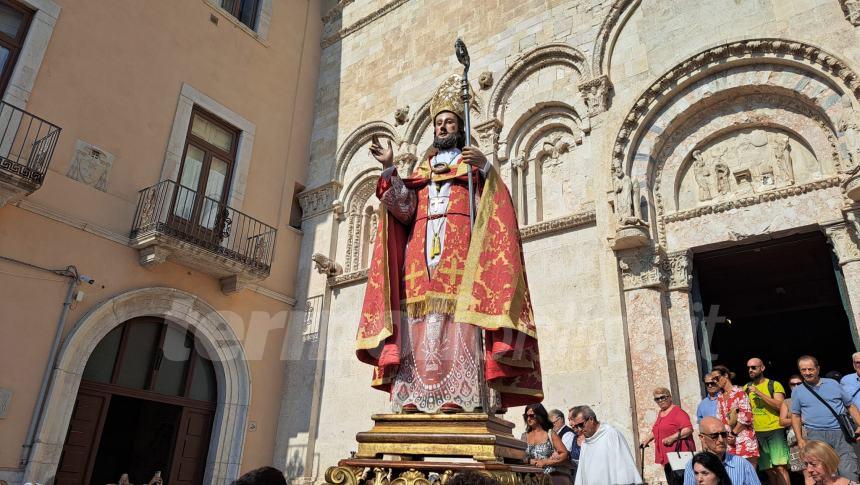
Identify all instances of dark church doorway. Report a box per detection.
[56,318,217,485]
[694,231,858,386]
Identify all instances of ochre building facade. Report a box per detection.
[282,0,860,484]
[0,1,321,484]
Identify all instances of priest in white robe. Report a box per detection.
[570,406,643,485]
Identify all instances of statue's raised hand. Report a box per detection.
[369,134,393,168]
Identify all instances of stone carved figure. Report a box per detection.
[613,161,643,225]
[359,75,543,414]
[478,71,493,90]
[312,253,343,276]
[838,95,860,168]
[394,106,410,126]
[715,163,731,196]
[843,0,860,25]
[771,134,795,185]
[692,150,713,201]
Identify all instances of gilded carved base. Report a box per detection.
[355,413,526,463]
[324,460,549,485]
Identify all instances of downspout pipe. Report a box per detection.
[19,265,90,469]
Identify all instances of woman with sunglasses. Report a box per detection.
[639,387,696,485]
[523,403,573,485]
[711,366,760,467]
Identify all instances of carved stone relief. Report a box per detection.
[612,160,645,226]
[478,71,494,90]
[394,106,410,126]
[67,139,113,192]
[618,246,664,291]
[679,128,820,211]
[578,75,612,116]
[312,253,343,276]
[302,295,323,343]
[837,95,860,169]
[839,0,860,25]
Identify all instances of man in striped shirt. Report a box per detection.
[684,416,761,485]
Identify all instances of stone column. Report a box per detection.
[663,250,704,449]
[273,181,342,484]
[825,222,860,348]
[617,246,673,484]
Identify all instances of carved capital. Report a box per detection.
[298,181,342,220]
[578,75,612,116]
[663,250,693,291]
[474,118,502,155]
[312,253,343,276]
[617,246,665,291]
[826,223,860,265]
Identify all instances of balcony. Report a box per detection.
[0,101,62,206]
[130,179,277,293]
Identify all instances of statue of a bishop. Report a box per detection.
[355,75,543,414]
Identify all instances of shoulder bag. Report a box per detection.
[802,382,858,443]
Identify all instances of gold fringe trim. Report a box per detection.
[405,295,458,319]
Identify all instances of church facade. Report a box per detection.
[281,0,860,483]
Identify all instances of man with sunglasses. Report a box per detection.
[744,357,789,485]
[569,406,642,485]
[696,376,722,424]
[682,416,761,484]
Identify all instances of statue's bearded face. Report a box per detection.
[433,111,465,150]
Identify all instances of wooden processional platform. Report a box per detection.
[323,413,550,485]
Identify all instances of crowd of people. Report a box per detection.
[522,353,860,485]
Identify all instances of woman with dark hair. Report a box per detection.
[691,452,733,485]
[523,403,572,485]
[711,366,759,466]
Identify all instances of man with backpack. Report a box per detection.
[745,357,790,485]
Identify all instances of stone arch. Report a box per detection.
[591,0,640,80]
[24,287,251,485]
[489,43,591,126]
[609,39,860,248]
[502,102,588,224]
[334,121,400,183]
[340,171,380,273]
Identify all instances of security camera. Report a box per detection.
[78,274,95,285]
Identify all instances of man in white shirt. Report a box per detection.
[570,405,642,485]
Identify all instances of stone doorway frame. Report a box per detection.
[23,287,251,485]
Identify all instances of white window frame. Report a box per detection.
[162,83,255,211]
[204,0,272,41]
[2,0,60,109]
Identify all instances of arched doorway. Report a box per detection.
[56,317,217,485]
[23,287,250,485]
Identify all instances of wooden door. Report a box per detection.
[168,408,213,485]
[55,388,111,485]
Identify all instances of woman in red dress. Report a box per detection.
[711,365,760,466]
[639,387,696,485]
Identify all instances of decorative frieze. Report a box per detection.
[328,268,368,288]
[298,181,342,220]
[520,209,596,241]
[826,223,860,265]
[663,177,841,223]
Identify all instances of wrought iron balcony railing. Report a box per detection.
[0,101,61,189]
[130,179,276,276]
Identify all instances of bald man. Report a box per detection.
[744,357,789,485]
[683,416,761,485]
